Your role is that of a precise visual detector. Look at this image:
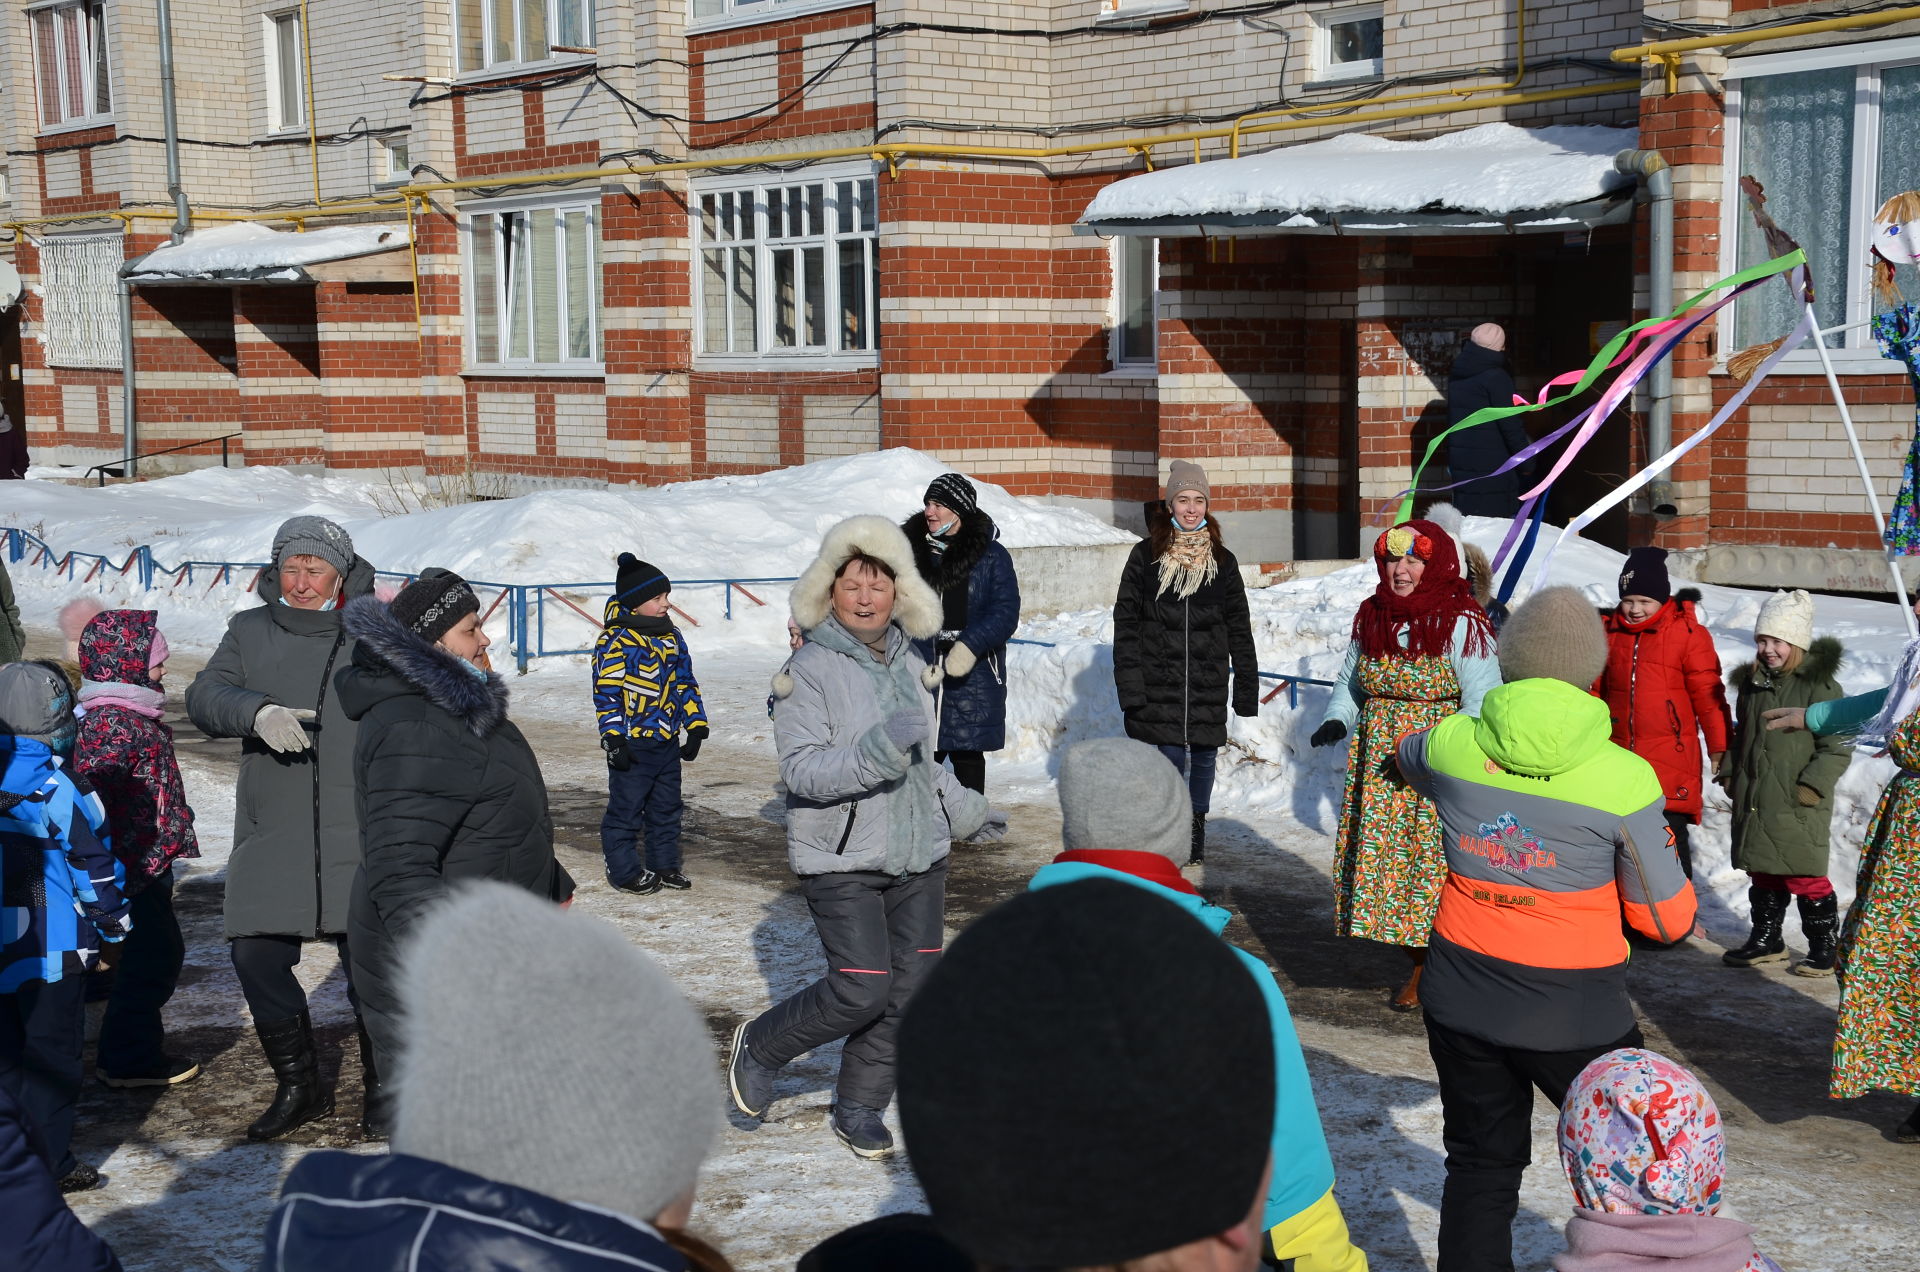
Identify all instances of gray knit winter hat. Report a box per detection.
[1058,737,1191,867]
[0,660,79,755]
[271,515,354,578]
[1498,585,1610,687]
[392,882,721,1223]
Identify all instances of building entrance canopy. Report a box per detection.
[123,221,409,285]
[1077,122,1639,237]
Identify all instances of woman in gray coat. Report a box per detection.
[185,516,375,1140]
[728,515,997,1162]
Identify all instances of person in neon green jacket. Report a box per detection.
[1031,736,1368,1272]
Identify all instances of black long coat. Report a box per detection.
[334,597,573,1080]
[1445,342,1529,505]
[901,510,1021,752]
[1111,515,1259,749]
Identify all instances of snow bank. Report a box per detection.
[125,221,409,281]
[1081,123,1637,222]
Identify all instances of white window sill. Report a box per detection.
[693,353,879,372]
[454,54,596,87]
[1094,0,1189,25]
[1104,363,1158,379]
[463,364,607,378]
[1306,63,1382,88]
[37,116,114,138]
[1710,350,1907,377]
[261,126,307,141]
[686,0,869,37]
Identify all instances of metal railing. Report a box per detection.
[82,432,243,485]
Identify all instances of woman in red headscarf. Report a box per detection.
[1311,519,1499,1010]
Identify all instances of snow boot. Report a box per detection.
[246,1011,334,1141]
[356,1018,390,1140]
[831,1101,895,1159]
[1187,813,1206,867]
[727,1022,778,1119]
[1722,887,1790,967]
[1791,894,1840,977]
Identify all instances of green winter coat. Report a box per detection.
[1727,636,1851,877]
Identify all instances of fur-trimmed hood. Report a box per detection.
[790,515,943,641]
[1729,633,1844,691]
[337,595,509,737]
[900,508,999,594]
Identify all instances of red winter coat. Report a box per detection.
[1590,591,1732,818]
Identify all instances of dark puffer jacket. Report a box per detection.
[1591,590,1733,819]
[0,1082,121,1272]
[334,597,574,1082]
[901,510,1021,752]
[186,558,377,939]
[258,1150,688,1271]
[1726,636,1851,877]
[1111,510,1259,749]
[1445,341,1527,489]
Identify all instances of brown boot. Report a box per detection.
[1391,949,1425,1013]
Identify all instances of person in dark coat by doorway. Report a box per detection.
[336,569,574,1136]
[1445,323,1529,518]
[901,471,1021,797]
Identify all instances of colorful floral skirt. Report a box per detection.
[1832,769,1920,1099]
[1332,655,1459,947]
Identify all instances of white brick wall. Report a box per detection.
[553,393,609,458]
[62,383,97,431]
[705,393,779,465]
[476,392,539,455]
[802,392,878,459]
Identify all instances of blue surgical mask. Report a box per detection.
[278,595,338,612]
[462,658,488,681]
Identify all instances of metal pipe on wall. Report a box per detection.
[156,0,190,245]
[1614,148,1674,516]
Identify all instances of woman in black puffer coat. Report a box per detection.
[334,569,574,1134]
[1111,461,1259,865]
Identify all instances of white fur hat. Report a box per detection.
[1755,589,1815,650]
[790,514,943,641]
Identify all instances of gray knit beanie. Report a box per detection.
[1498,585,1610,687]
[392,882,721,1223]
[1164,459,1209,502]
[1058,737,1191,867]
[0,661,78,755]
[271,515,354,578]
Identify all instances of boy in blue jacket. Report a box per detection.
[592,554,708,895]
[1032,737,1367,1272]
[0,661,130,1193]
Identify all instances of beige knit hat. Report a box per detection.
[1164,460,1209,502]
[1498,586,1609,687]
[1755,589,1815,650]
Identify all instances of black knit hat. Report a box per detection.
[390,568,479,644]
[897,879,1275,1268]
[922,472,977,518]
[1618,545,1671,604]
[614,553,671,608]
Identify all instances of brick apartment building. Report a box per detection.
[2,0,1917,587]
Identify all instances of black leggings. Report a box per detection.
[230,934,357,1025]
[936,750,986,795]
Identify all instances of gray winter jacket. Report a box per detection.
[774,616,988,877]
[0,555,21,665]
[186,557,377,939]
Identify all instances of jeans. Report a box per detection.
[1155,743,1218,817]
[0,974,87,1177]
[97,866,187,1078]
[935,750,985,795]
[230,933,356,1025]
[1426,1015,1644,1272]
[600,737,684,881]
[748,861,947,1109]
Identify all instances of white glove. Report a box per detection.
[942,642,978,679]
[254,704,318,754]
[966,809,1009,843]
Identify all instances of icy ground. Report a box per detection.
[8,459,1920,1269]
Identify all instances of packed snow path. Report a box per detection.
[37,636,1920,1272]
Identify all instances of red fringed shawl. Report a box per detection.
[1352,519,1496,661]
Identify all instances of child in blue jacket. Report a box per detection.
[0,660,131,1193]
[592,554,708,895]
[1034,736,1368,1272]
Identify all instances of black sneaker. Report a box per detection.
[611,870,663,895]
[831,1102,895,1159]
[100,1055,202,1088]
[727,1022,776,1119]
[657,870,692,891]
[58,1163,102,1193]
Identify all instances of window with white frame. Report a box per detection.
[31,1,111,131]
[1112,236,1157,368]
[378,137,411,185]
[1315,4,1383,81]
[40,233,124,368]
[1726,39,1920,363]
[455,0,594,75]
[694,171,879,360]
[1094,0,1189,23]
[466,199,602,370]
[265,10,305,133]
[688,0,870,28]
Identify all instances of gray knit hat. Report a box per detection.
[271,515,354,578]
[1498,585,1609,687]
[1164,459,1209,502]
[392,882,721,1223]
[1058,737,1190,867]
[0,661,78,755]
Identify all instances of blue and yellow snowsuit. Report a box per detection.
[592,600,708,881]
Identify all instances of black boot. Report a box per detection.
[1896,1099,1920,1144]
[1723,887,1790,967]
[356,1019,390,1140]
[1188,813,1206,866]
[1791,894,1840,977]
[246,1012,333,1141]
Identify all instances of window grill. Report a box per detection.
[41,233,124,369]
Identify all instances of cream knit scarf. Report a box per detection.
[1156,528,1217,600]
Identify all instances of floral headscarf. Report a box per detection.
[1558,1048,1725,1216]
[1352,517,1494,661]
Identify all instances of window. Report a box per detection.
[1315,4,1383,81]
[265,11,305,133]
[31,1,111,131]
[40,233,123,369]
[693,171,879,360]
[1094,0,1189,23]
[379,137,411,185]
[689,0,867,29]
[1112,236,1157,369]
[1725,39,1920,365]
[455,0,594,75]
[465,199,601,370]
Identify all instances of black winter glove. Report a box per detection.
[1377,752,1404,784]
[602,734,632,772]
[680,730,705,762]
[1309,720,1347,749]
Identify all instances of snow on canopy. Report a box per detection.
[1080,123,1638,223]
[125,221,408,281]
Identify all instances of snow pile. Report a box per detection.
[1081,123,1637,222]
[125,221,409,281]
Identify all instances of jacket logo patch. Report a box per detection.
[1462,811,1556,871]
